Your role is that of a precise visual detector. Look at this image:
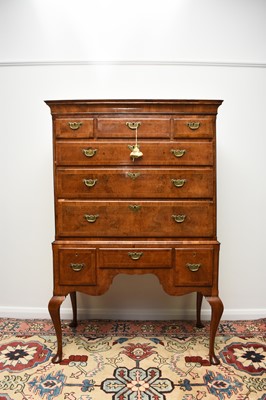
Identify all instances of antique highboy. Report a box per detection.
[46,99,223,364]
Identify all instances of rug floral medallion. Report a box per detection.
[0,319,265,399]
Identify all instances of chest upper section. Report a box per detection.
[46,100,222,239]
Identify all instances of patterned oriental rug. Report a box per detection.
[0,318,265,400]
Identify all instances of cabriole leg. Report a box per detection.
[69,291,78,327]
[48,295,65,363]
[206,296,224,365]
[196,292,204,328]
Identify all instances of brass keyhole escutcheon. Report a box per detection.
[128,252,143,260]
[127,172,141,180]
[129,204,141,212]
[126,122,141,130]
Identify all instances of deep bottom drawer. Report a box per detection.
[98,248,173,269]
[174,248,214,286]
[57,200,214,238]
[58,248,96,285]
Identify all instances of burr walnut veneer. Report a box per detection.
[46,99,223,364]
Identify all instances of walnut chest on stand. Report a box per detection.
[46,99,223,364]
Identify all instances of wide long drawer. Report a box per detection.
[55,141,213,166]
[56,168,214,199]
[56,200,214,238]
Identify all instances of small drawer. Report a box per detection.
[174,248,213,286]
[96,118,170,138]
[58,248,96,285]
[98,248,172,269]
[56,168,214,199]
[173,117,215,138]
[56,141,213,166]
[55,118,94,138]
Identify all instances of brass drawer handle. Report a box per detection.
[187,122,200,130]
[186,263,201,272]
[82,148,98,157]
[70,263,85,272]
[84,214,99,223]
[83,178,98,188]
[172,179,186,188]
[129,204,141,212]
[172,214,186,223]
[126,122,141,130]
[68,122,83,130]
[128,252,143,260]
[127,172,141,180]
[171,149,186,158]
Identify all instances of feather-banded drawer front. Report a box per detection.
[174,248,214,286]
[56,168,214,199]
[173,117,215,138]
[98,248,173,269]
[58,248,96,285]
[55,118,94,138]
[55,141,213,166]
[56,200,214,238]
[96,118,171,138]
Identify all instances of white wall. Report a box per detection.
[0,0,265,320]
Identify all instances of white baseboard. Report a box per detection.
[0,306,265,321]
